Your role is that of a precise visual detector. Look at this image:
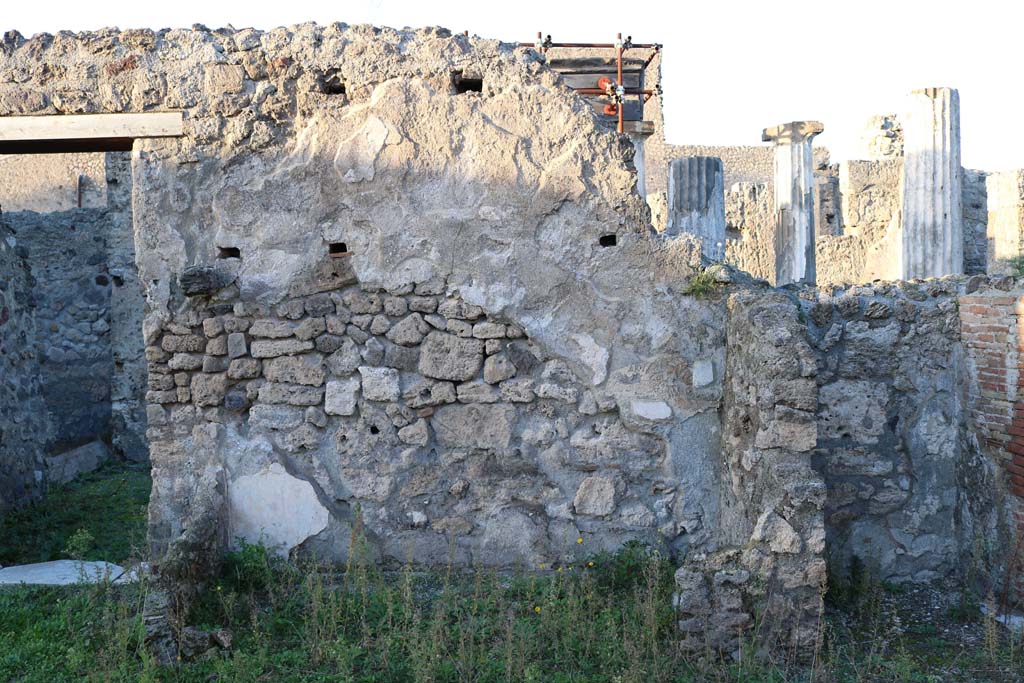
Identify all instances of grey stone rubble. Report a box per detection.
[0,21,1020,661]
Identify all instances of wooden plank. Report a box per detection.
[0,112,183,142]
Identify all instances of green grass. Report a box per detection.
[0,459,150,566]
[2,465,1024,682]
[682,264,724,298]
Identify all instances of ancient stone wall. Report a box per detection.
[676,289,825,653]
[724,182,775,283]
[0,218,50,512]
[808,281,972,582]
[147,280,722,565]
[963,170,990,275]
[0,152,107,212]
[7,209,114,455]
[0,25,736,575]
[986,170,1024,275]
[6,23,1024,655]
[960,283,1024,593]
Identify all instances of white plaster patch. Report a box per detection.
[630,399,673,421]
[692,359,714,387]
[334,115,390,183]
[229,462,329,557]
[570,333,609,385]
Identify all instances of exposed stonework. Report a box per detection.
[0,219,50,511]
[0,152,107,212]
[676,290,825,654]
[986,170,1024,274]
[3,21,1024,662]
[808,281,974,582]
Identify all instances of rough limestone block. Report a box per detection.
[191,373,227,406]
[263,355,326,386]
[326,339,362,376]
[44,441,110,485]
[257,383,324,406]
[168,353,204,370]
[161,334,206,353]
[358,366,400,401]
[325,377,361,416]
[456,380,500,403]
[418,332,484,381]
[472,321,505,339]
[250,319,297,338]
[751,510,802,554]
[431,404,515,449]
[248,404,304,430]
[342,291,381,314]
[573,476,617,516]
[386,313,428,346]
[250,339,314,358]
[227,358,261,379]
[438,298,484,320]
[499,378,535,403]
[227,332,248,358]
[202,355,229,373]
[294,318,327,341]
[203,317,225,338]
[403,379,457,408]
[205,63,246,95]
[205,336,228,356]
[398,419,430,446]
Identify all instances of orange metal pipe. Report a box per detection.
[616,33,623,134]
[573,88,655,95]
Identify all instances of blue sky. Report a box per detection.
[5,0,1023,170]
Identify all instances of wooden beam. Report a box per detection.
[0,112,183,143]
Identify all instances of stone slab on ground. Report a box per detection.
[44,440,110,486]
[0,560,129,585]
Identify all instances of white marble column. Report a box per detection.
[900,87,963,279]
[762,121,823,285]
[666,156,726,260]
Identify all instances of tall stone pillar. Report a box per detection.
[666,156,726,260]
[762,121,824,285]
[900,87,963,279]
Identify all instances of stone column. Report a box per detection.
[762,121,823,285]
[900,87,963,279]
[666,156,726,261]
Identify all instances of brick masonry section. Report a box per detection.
[961,293,1024,592]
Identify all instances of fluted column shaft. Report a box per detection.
[900,87,963,279]
[763,121,823,285]
[667,156,726,260]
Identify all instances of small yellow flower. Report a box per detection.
[538,563,546,569]
[576,537,583,544]
[557,566,564,572]
[588,561,595,567]
[216,585,223,591]
[534,606,542,613]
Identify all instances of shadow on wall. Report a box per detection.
[0,150,149,505]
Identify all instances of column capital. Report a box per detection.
[911,86,958,99]
[762,121,824,145]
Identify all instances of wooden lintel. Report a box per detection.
[0,112,184,143]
